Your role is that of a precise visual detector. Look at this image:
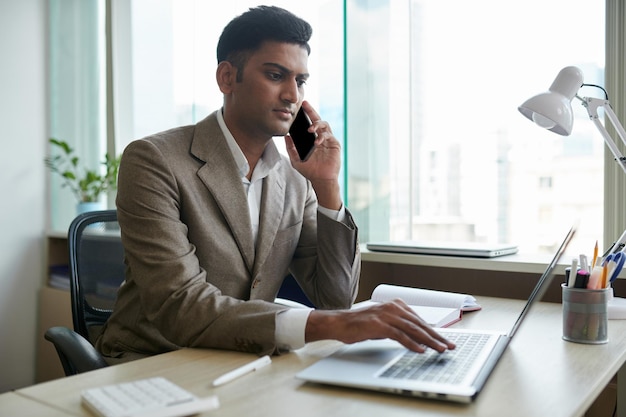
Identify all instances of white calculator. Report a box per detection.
[81,377,219,417]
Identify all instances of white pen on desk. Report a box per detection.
[212,355,272,387]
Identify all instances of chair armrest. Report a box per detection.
[44,326,109,376]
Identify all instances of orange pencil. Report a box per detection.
[592,240,599,268]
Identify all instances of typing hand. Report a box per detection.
[305,299,456,353]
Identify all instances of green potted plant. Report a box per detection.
[45,138,121,212]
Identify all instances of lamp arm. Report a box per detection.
[579,96,626,175]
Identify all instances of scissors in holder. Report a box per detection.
[603,251,625,285]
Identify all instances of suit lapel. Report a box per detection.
[253,166,286,276]
[191,113,255,274]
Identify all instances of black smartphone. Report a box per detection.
[289,107,316,161]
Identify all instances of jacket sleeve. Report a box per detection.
[288,178,361,309]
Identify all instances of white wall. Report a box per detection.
[0,0,47,392]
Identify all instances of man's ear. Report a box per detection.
[216,61,237,94]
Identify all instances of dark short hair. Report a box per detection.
[216,5,312,65]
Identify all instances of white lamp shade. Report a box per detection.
[518,66,584,136]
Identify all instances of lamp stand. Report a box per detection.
[579,96,626,318]
[579,96,626,175]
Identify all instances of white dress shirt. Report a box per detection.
[216,109,345,350]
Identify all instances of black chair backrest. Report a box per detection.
[68,210,125,343]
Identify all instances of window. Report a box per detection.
[49,0,625,260]
[346,0,616,256]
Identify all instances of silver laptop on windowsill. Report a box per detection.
[366,240,518,258]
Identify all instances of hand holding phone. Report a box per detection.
[289,107,316,161]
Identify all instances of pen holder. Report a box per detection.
[562,284,609,344]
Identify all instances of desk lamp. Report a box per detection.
[518,65,626,173]
[518,65,626,317]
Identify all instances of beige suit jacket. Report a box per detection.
[96,111,360,361]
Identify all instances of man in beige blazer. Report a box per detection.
[97,6,454,363]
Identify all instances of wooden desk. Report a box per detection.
[0,391,70,416]
[15,297,626,417]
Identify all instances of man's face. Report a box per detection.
[226,41,309,142]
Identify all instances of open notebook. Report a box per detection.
[357,284,481,328]
[297,226,576,403]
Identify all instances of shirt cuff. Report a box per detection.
[275,308,313,351]
[318,204,346,222]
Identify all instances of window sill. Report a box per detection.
[360,244,625,279]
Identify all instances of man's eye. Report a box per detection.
[297,79,307,87]
[267,72,282,81]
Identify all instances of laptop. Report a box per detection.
[297,226,575,403]
[366,241,518,258]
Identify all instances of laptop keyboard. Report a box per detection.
[379,332,490,384]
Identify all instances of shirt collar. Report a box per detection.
[216,108,282,179]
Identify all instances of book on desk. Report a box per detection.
[354,284,481,327]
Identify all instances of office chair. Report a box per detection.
[45,209,124,376]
